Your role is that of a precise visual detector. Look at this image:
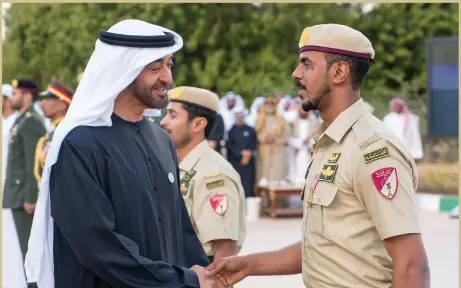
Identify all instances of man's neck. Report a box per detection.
[320,91,360,126]
[19,103,32,115]
[176,137,205,163]
[51,112,66,126]
[114,92,146,122]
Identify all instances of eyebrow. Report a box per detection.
[300,56,312,64]
[167,108,177,114]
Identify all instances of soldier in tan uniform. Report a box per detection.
[205,24,430,288]
[160,86,246,264]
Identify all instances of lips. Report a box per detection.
[152,86,167,97]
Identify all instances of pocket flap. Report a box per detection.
[313,182,338,207]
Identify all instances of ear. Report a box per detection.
[330,61,350,85]
[193,117,208,133]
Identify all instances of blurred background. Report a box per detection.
[2,3,459,288]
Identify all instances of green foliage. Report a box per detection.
[2,3,458,122]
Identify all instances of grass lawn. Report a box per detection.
[417,163,458,195]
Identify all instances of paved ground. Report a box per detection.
[234,211,459,288]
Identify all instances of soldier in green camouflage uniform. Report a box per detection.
[3,79,46,260]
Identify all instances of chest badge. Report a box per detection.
[243,131,249,137]
[318,164,338,182]
[168,172,175,183]
[307,173,319,208]
[327,152,341,163]
[180,170,196,196]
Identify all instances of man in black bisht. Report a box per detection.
[207,113,225,154]
[226,107,258,198]
[25,20,225,288]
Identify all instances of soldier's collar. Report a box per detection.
[324,98,367,143]
[179,140,209,171]
[52,116,65,127]
[20,105,36,118]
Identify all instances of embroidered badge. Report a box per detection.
[318,164,338,182]
[169,87,184,99]
[299,27,309,47]
[205,171,222,178]
[210,194,228,216]
[307,174,320,207]
[371,167,398,200]
[363,147,390,164]
[206,179,224,190]
[180,170,196,196]
[327,153,341,163]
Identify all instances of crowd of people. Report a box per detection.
[2,19,429,288]
[197,90,424,199]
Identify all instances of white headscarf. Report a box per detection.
[219,91,245,113]
[246,96,265,127]
[25,19,183,287]
[277,95,293,116]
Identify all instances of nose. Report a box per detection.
[160,116,168,127]
[292,64,302,81]
[158,64,173,87]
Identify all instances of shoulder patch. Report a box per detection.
[210,194,228,216]
[371,167,398,199]
[205,171,222,178]
[206,179,225,190]
[363,146,390,164]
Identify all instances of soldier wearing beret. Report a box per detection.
[160,86,246,264]
[34,78,74,182]
[3,79,47,262]
[206,24,430,288]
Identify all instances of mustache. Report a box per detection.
[161,125,172,134]
[296,81,306,89]
[152,81,169,90]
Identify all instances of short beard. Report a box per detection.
[131,80,168,110]
[175,128,192,149]
[302,76,331,112]
[12,101,22,111]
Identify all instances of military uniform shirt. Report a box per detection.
[179,140,246,257]
[34,116,64,182]
[3,106,46,208]
[301,98,421,288]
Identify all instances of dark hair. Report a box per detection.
[324,53,371,90]
[181,102,217,139]
[32,91,39,102]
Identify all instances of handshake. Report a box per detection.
[191,256,248,288]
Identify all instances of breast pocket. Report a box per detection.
[304,182,339,236]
